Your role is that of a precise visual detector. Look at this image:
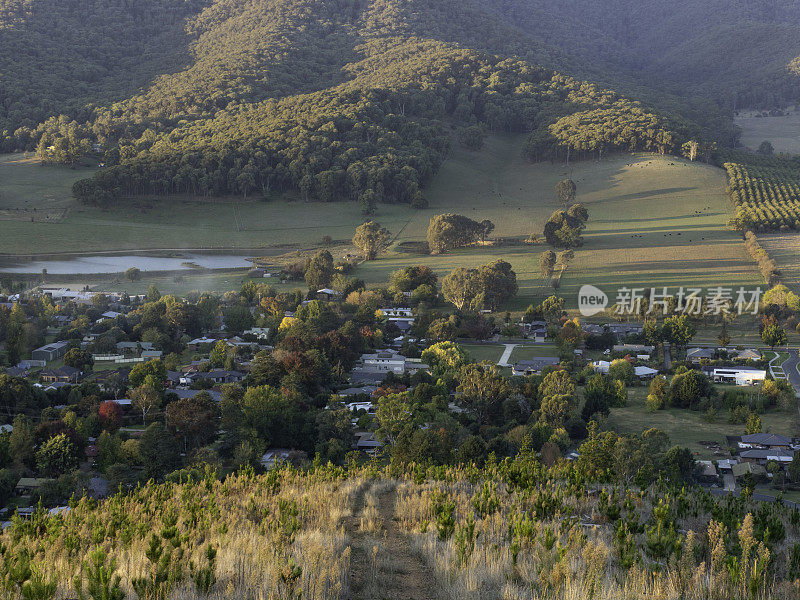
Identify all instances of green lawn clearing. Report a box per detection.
[603,387,799,461]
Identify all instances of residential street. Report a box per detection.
[779,348,800,403]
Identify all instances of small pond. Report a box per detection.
[0,254,255,274]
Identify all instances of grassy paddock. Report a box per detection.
[508,344,560,362]
[734,108,800,154]
[43,269,304,297]
[354,139,759,310]
[464,344,506,364]
[1,136,760,311]
[604,387,799,460]
[759,232,800,296]
[0,152,94,212]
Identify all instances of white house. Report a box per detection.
[346,401,375,413]
[379,307,414,318]
[634,365,659,380]
[358,350,428,375]
[707,366,766,386]
[361,351,408,373]
[243,327,270,341]
[261,449,292,469]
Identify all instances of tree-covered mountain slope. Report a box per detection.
[1,0,798,206]
[488,0,800,109]
[0,0,203,132]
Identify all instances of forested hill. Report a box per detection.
[1,0,796,204]
[487,0,800,109]
[0,0,203,132]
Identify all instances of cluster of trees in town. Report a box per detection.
[441,260,517,312]
[0,256,521,500]
[10,253,780,508]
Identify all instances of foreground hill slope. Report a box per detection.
[5,465,799,599]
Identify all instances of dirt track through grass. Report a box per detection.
[346,481,438,600]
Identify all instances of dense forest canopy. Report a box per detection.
[1,0,799,203]
[487,0,800,109]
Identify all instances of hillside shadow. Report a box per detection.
[606,186,696,201]
[584,233,740,252]
[592,212,725,225]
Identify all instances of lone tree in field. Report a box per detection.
[543,209,586,248]
[758,140,775,156]
[682,140,699,162]
[478,219,495,244]
[352,221,390,260]
[539,250,556,283]
[125,267,141,282]
[304,249,334,290]
[555,179,576,208]
[427,214,485,254]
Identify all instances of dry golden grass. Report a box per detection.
[3,468,799,600]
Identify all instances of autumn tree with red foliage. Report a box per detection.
[98,400,122,432]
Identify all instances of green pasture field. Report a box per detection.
[86,269,304,297]
[508,344,560,363]
[734,108,800,155]
[0,153,95,211]
[760,232,800,296]
[353,136,760,310]
[603,387,799,461]
[0,135,761,313]
[464,344,506,364]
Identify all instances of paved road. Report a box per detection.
[779,348,800,401]
[709,487,799,509]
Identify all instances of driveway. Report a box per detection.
[497,344,518,367]
[723,473,735,492]
[663,342,671,370]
